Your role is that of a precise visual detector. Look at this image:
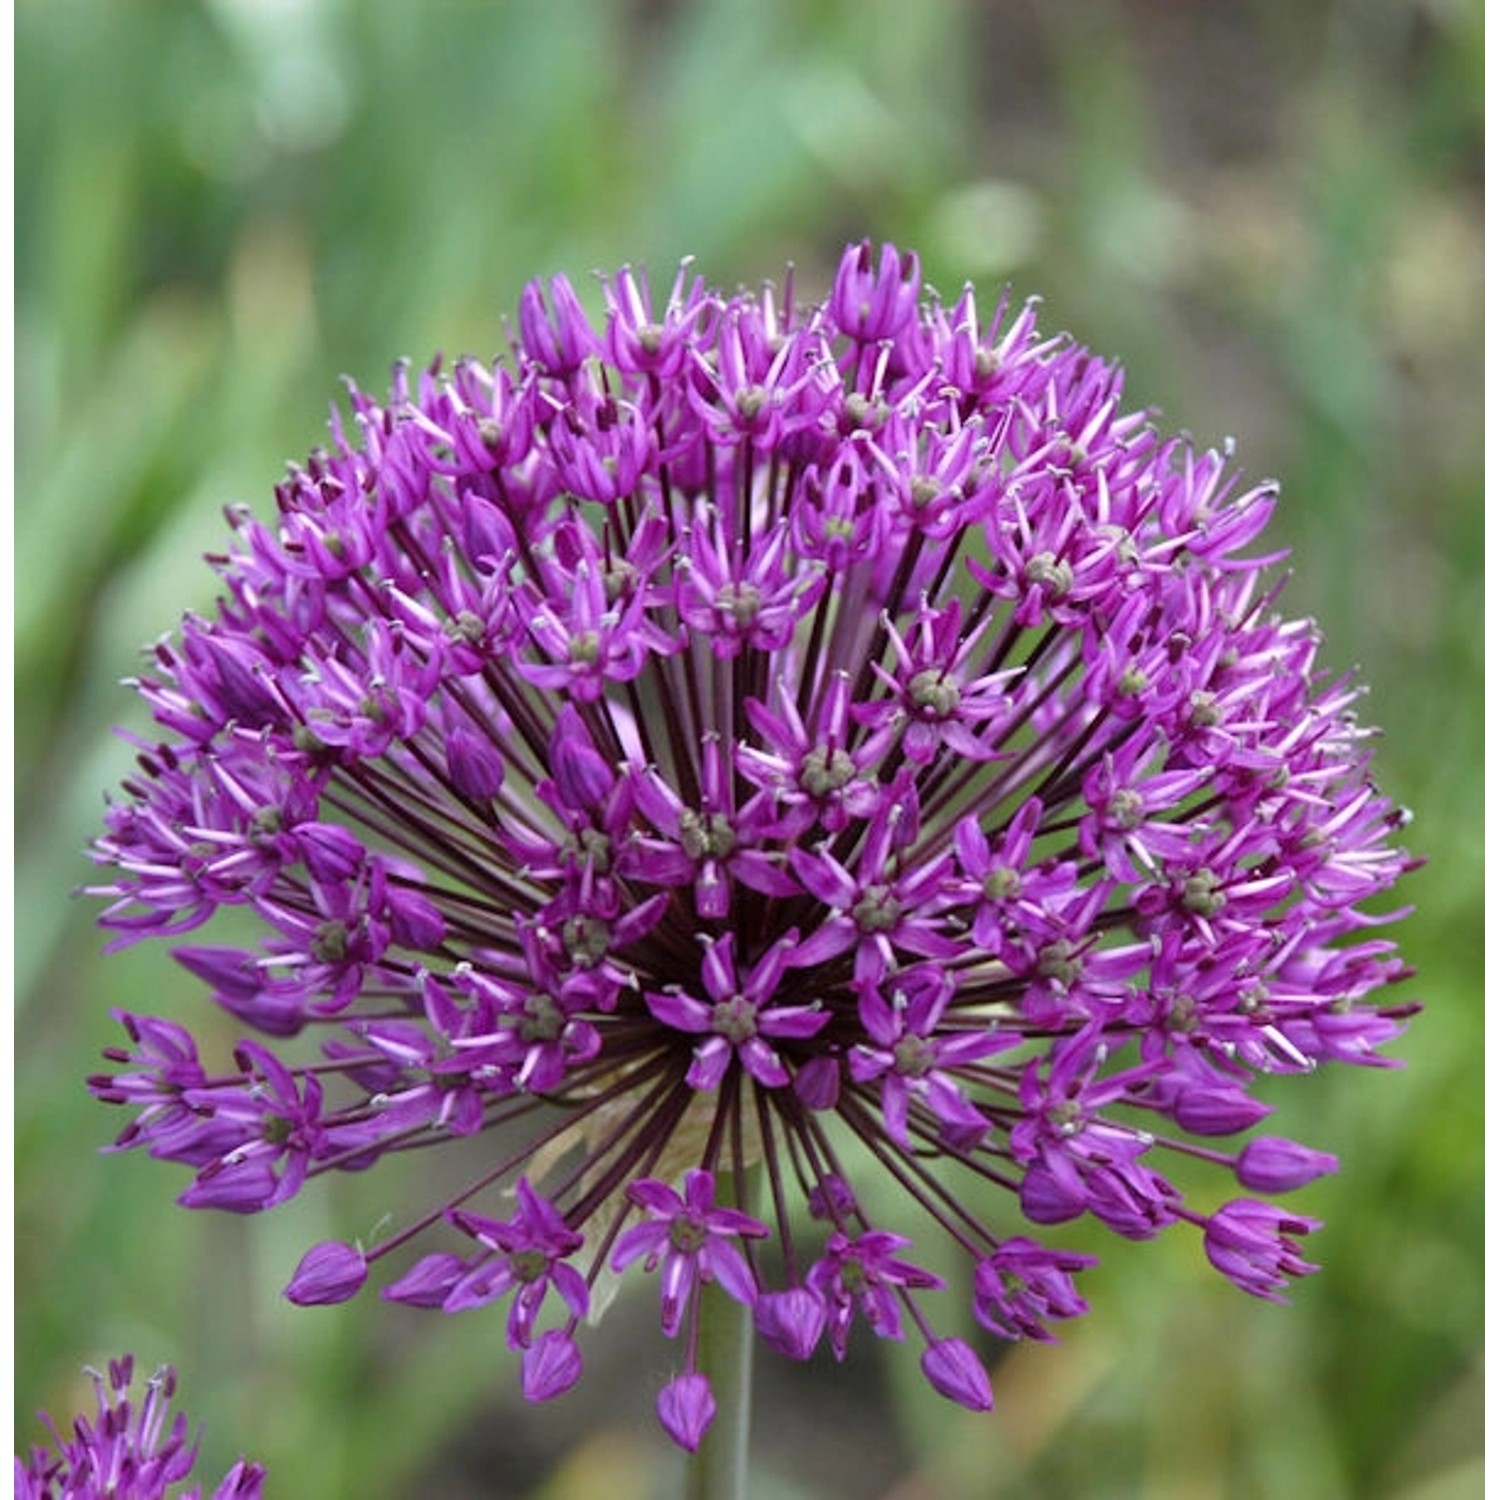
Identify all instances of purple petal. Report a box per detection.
[730,850,801,897]
[856,985,901,1046]
[703,1205,770,1240]
[610,1220,669,1271]
[1019,1163,1087,1225]
[631,767,685,830]
[787,922,854,969]
[788,848,854,907]
[681,1169,717,1214]
[693,864,731,919]
[864,1282,906,1340]
[737,1037,790,1089]
[521,1330,582,1402]
[382,1253,468,1308]
[742,933,798,1004]
[659,1253,695,1336]
[552,1262,592,1321]
[953,813,990,879]
[700,933,739,1001]
[925,1073,990,1151]
[626,1177,688,1216]
[880,1073,913,1147]
[645,988,713,1034]
[179,1158,278,1214]
[686,1037,733,1091]
[758,1004,831,1040]
[702,1239,759,1307]
[613,892,671,946]
[442,1260,513,1312]
[936,1029,1020,1068]
[794,1056,841,1111]
[213,1459,268,1499]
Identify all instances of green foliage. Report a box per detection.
[16,1,1480,1494]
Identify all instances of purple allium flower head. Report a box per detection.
[88,241,1417,1448]
[16,1355,265,1499]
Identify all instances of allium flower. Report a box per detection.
[16,1356,264,1499]
[88,240,1416,1449]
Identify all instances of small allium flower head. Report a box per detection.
[1201,1199,1323,1304]
[90,241,1416,1448]
[16,1355,265,1499]
[972,1237,1097,1343]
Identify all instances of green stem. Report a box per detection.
[685,1165,758,1500]
[686,1276,754,1500]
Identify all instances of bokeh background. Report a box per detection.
[15,1,1482,1496]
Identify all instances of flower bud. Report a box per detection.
[445,728,505,803]
[293,823,366,883]
[657,1372,716,1453]
[1235,1136,1339,1193]
[521,1330,583,1402]
[754,1288,826,1361]
[1171,1085,1274,1137]
[284,1241,367,1305]
[920,1338,994,1411]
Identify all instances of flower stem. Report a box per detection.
[686,1275,754,1500]
[685,1164,758,1500]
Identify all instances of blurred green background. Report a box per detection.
[15,1,1482,1496]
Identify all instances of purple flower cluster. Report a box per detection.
[16,1356,264,1499]
[88,241,1415,1451]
